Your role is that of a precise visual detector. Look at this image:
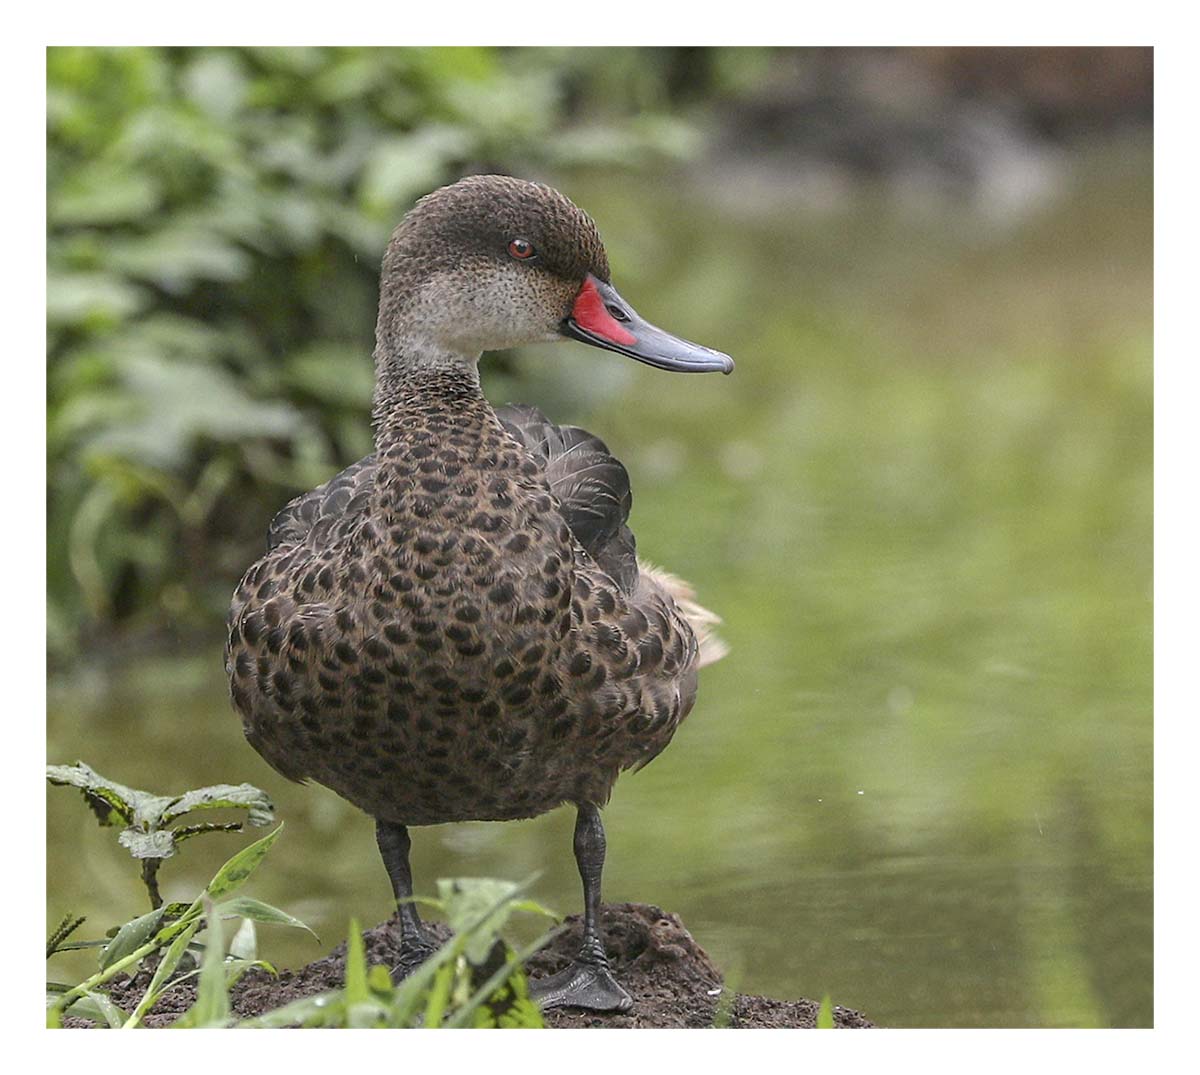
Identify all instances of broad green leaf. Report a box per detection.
[106,224,252,292]
[284,344,374,407]
[46,272,149,328]
[88,355,308,472]
[204,823,283,903]
[216,896,317,939]
[182,51,247,121]
[358,127,472,216]
[162,782,274,826]
[99,906,166,971]
[51,165,161,227]
[435,876,549,964]
[46,761,136,826]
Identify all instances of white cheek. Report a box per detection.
[420,270,560,352]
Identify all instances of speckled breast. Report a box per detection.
[225,412,602,825]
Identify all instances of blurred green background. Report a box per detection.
[46,46,1152,1027]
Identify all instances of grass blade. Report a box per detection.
[184,899,231,1027]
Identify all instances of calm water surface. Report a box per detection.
[47,152,1152,1027]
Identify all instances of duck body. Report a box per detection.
[228,366,701,826]
[225,174,731,1011]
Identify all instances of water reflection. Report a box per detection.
[47,153,1151,1027]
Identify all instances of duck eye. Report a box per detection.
[507,238,536,260]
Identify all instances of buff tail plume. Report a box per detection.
[639,562,729,668]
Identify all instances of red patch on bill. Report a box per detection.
[571,277,636,346]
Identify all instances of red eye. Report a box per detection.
[508,238,535,260]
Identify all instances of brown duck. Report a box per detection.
[226,174,731,1011]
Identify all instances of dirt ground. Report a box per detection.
[76,902,873,1029]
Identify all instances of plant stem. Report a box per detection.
[50,898,202,1022]
[46,914,87,959]
[142,858,163,910]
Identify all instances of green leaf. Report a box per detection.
[162,783,275,826]
[435,877,554,964]
[422,960,455,1027]
[185,901,232,1028]
[216,896,317,939]
[444,932,556,1029]
[204,823,283,903]
[817,993,835,1029]
[64,989,126,1029]
[358,127,473,217]
[367,963,393,994]
[106,224,252,293]
[124,916,202,1028]
[87,355,308,473]
[284,344,375,407]
[51,164,161,227]
[339,921,391,1029]
[46,761,136,826]
[98,906,166,971]
[182,51,247,120]
[173,822,244,844]
[225,956,276,986]
[229,918,257,962]
[117,827,175,860]
[237,990,346,1028]
[46,272,150,328]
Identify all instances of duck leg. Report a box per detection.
[530,802,633,1013]
[375,819,437,977]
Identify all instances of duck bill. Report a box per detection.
[562,275,734,374]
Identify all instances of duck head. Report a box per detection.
[374,174,734,376]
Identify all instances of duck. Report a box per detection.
[226,174,732,1012]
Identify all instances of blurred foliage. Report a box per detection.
[48,151,1153,1026]
[47,45,766,659]
[46,47,1152,1028]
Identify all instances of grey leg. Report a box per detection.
[375,819,436,976]
[529,802,633,1012]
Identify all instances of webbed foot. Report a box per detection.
[388,940,436,983]
[529,958,633,1013]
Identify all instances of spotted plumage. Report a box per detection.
[225,174,732,1011]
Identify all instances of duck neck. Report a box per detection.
[371,335,491,452]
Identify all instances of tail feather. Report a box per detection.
[638,561,729,668]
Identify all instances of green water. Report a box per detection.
[47,148,1152,1027]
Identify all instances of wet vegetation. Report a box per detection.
[46,775,555,1028]
[47,47,1152,1027]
